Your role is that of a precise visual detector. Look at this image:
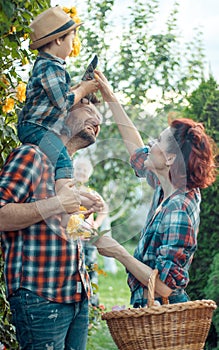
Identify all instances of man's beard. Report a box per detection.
[76,129,96,146]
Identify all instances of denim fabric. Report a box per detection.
[18,122,73,180]
[8,289,89,350]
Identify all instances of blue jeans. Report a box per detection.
[8,289,89,350]
[18,122,73,180]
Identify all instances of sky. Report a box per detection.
[51,0,219,81]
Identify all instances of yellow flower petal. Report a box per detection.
[2,97,15,113]
[16,82,26,102]
[1,75,10,87]
[83,231,92,238]
[70,7,77,16]
[22,57,29,66]
[70,35,81,57]
[62,7,70,13]
[79,206,87,211]
[9,26,16,34]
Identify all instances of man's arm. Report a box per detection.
[0,181,81,231]
[0,199,61,231]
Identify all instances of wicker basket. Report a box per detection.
[102,269,217,350]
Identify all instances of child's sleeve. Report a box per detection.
[41,63,75,111]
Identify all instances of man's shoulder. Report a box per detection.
[0,145,48,179]
[12,143,42,155]
[7,144,47,164]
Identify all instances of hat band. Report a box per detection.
[41,19,75,39]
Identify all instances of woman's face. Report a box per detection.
[144,127,174,172]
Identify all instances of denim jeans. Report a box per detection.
[18,122,73,180]
[8,289,89,350]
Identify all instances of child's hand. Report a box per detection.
[72,80,99,104]
[80,80,99,95]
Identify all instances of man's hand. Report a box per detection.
[80,190,105,213]
[56,180,81,214]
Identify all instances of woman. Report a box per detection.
[93,71,218,305]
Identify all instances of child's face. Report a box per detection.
[74,162,91,184]
[58,30,76,60]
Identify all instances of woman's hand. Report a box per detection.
[93,235,125,258]
[94,70,116,102]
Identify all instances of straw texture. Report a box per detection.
[102,270,217,350]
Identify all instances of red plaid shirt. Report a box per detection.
[0,144,90,302]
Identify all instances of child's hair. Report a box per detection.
[38,31,74,51]
[169,118,218,189]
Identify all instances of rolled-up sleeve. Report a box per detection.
[0,146,44,207]
[155,210,197,289]
[130,146,149,177]
[130,146,158,189]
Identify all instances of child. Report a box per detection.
[17,6,99,190]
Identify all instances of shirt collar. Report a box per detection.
[38,51,66,65]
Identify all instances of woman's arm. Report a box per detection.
[94,236,172,298]
[95,71,144,156]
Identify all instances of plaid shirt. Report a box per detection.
[18,52,75,135]
[128,146,200,305]
[0,144,90,303]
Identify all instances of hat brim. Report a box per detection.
[29,22,82,50]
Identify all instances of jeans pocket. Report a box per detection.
[9,303,32,347]
[23,290,50,307]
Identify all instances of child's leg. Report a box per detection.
[18,122,73,180]
[18,123,77,225]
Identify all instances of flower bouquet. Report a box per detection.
[66,207,109,241]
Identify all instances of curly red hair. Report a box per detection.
[168,118,218,189]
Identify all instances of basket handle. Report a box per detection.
[147,269,169,307]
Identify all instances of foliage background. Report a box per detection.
[0,0,218,348]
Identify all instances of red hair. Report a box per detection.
[169,118,218,189]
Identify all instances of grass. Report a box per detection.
[87,241,135,350]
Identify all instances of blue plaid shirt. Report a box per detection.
[128,147,200,305]
[0,144,91,303]
[18,52,75,135]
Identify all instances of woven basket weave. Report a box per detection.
[102,269,217,350]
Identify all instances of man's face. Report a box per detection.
[66,102,102,148]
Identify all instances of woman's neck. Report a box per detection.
[157,174,176,201]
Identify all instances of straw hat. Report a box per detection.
[29,6,82,50]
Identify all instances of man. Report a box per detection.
[0,100,103,350]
